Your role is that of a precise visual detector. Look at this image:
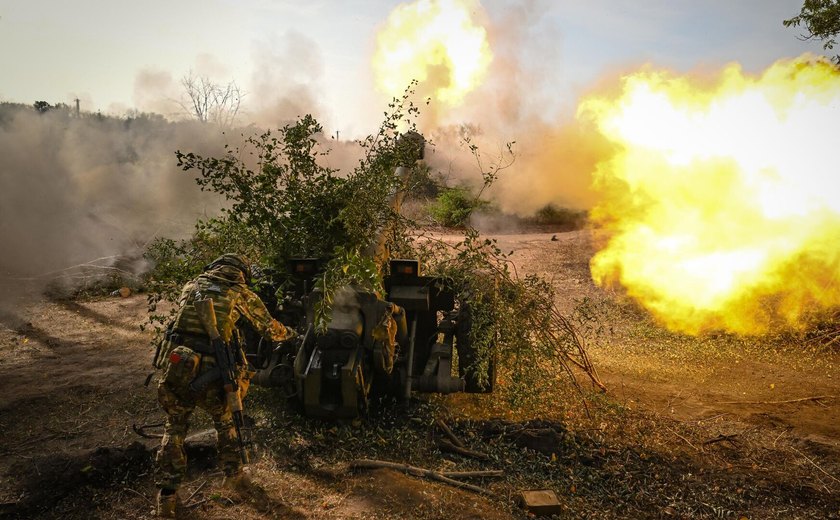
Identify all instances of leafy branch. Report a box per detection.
[784,0,840,64]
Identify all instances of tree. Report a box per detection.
[33,101,51,113]
[179,71,242,127]
[784,0,840,64]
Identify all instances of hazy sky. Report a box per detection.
[0,0,825,136]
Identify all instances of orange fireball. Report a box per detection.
[578,56,840,334]
[373,0,492,107]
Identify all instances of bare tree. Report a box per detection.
[179,71,243,127]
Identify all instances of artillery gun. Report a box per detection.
[246,133,495,419]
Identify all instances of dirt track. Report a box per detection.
[1,229,838,519]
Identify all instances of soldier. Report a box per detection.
[154,253,292,518]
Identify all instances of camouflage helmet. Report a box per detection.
[205,253,252,281]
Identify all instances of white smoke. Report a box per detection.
[0,105,228,307]
[412,1,604,216]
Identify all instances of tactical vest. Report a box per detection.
[172,274,239,343]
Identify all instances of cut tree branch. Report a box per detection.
[436,418,465,448]
[438,439,490,461]
[718,395,835,405]
[349,459,491,495]
[440,470,503,479]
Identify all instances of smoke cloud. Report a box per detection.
[0,26,345,309]
[133,68,182,118]
[0,30,361,309]
[131,33,328,128]
[415,0,609,216]
[246,32,327,128]
[0,105,231,308]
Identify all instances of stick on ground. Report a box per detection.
[132,422,165,439]
[185,480,207,503]
[436,419,465,448]
[438,439,490,461]
[440,470,503,479]
[790,446,840,486]
[665,426,701,452]
[718,395,835,405]
[349,459,491,495]
[703,433,740,446]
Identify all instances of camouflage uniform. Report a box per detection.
[155,260,289,492]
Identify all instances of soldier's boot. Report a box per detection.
[156,488,178,518]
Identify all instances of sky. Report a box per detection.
[0,0,826,137]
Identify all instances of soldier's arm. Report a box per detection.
[234,287,291,342]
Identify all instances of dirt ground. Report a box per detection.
[488,230,839,442]
[1,229,838,519]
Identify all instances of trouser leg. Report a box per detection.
[195,380,243,477]
[155,385,193,491]
[212,400,242,476]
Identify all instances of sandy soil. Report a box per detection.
[1,229,838,519]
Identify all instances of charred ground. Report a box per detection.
[1,229,838,519]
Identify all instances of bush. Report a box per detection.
[430,186,486,227]
[144,90,424,331]
[531,204,587,227]
[414,229,604,403]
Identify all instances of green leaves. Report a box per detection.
[312,247,384,333]
[430,187,488,227]
[149,85,425,333]
[413,227,603,404]
[784,0,840,63]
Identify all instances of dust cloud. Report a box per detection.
[246,32,328,129]
[132,33,329,128]
[0,105,229,310]
[0,31,337,309]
